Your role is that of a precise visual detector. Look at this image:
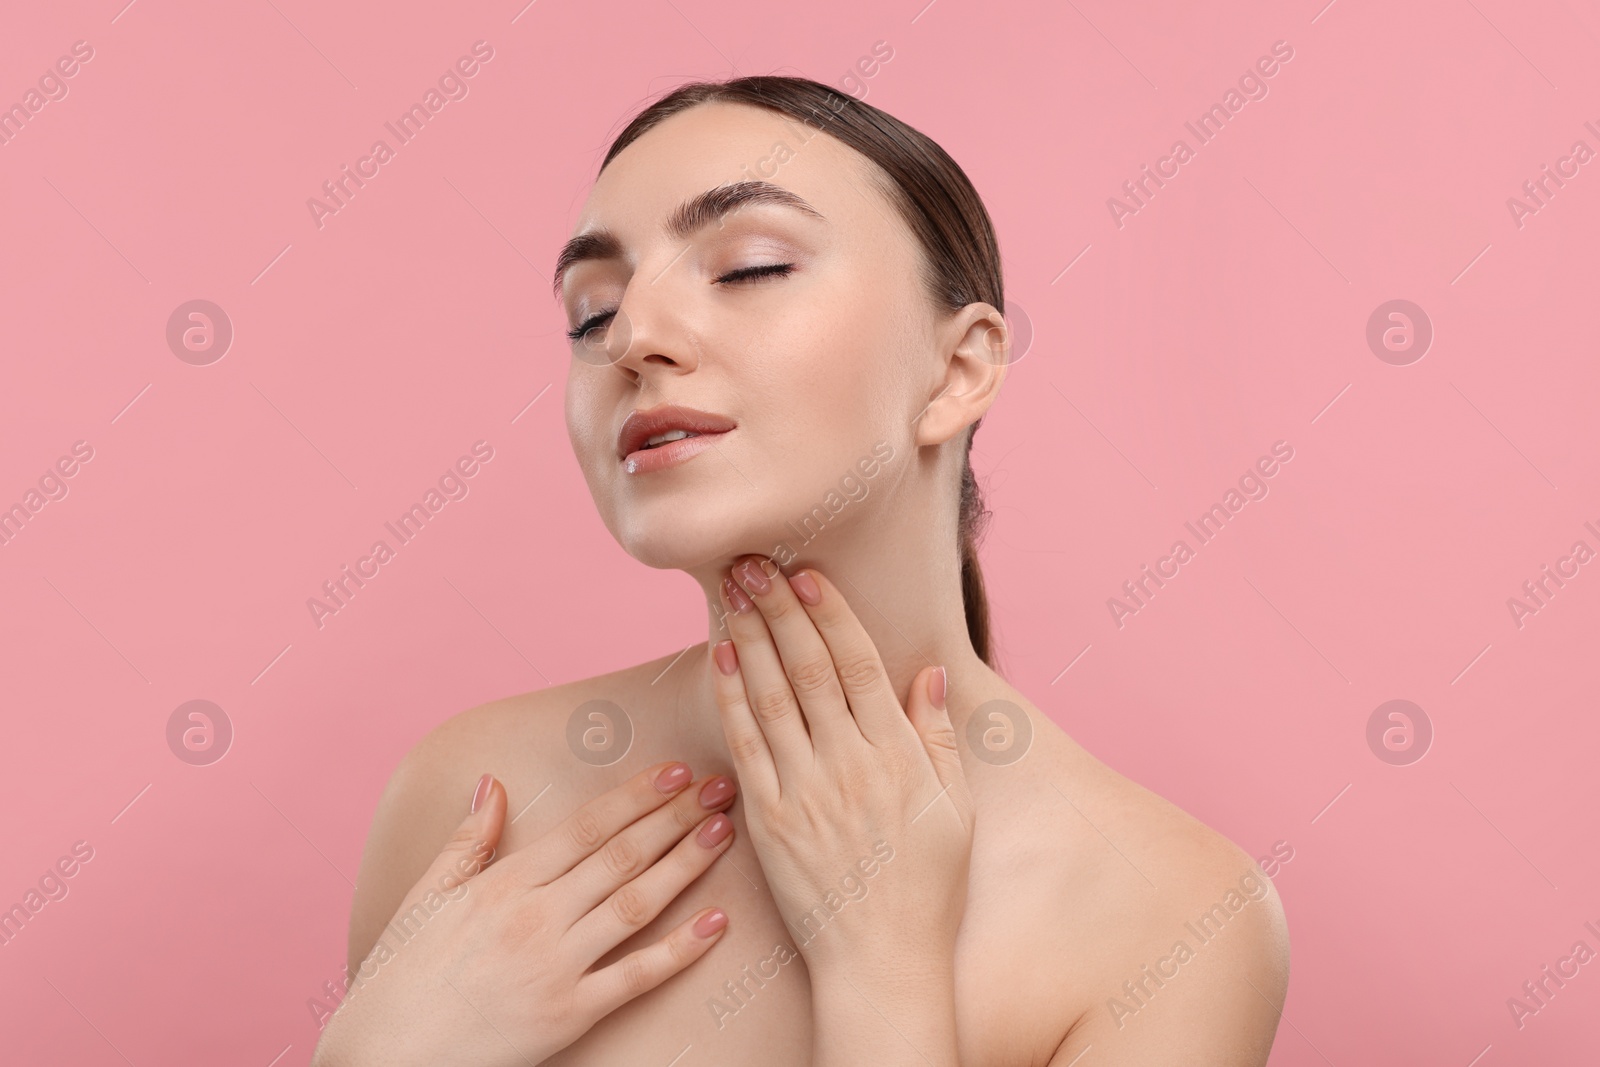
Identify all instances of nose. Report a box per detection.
[585,274,701,386]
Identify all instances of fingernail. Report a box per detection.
[699,775,736,808]
[655,762,693,794]
[789,569,821,605]
[693,908,728,938]
[713,639,740,676]
[930,666,947,711]
[735,560,771,595]
[722,577,755,614]
[697,813,733,847]
[470,773,492,814]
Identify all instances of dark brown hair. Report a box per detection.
[598,75,1001,667]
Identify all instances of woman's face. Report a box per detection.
[558,101,951,572]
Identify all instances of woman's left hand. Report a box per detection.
[709,556,976,985]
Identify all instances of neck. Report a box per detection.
[673,468,996,735]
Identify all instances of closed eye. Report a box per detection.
[716,262,795,284]
[567,309,614,343]
[566,263,796,343]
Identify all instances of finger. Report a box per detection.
[566,808,735,963]
[783,566,915,746]
[719,563,814,780]
[387,772,503,928]
[507,761,698,886]
[904,665,973,826]
[708,638,780,803]
[554,774,738,921]
[575,906,729,1018]
[730,556,856,753]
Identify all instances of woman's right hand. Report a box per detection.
[310,761,739,1067]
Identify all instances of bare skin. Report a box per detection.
[336,96,1289,1065]
[346,643,1289,1066]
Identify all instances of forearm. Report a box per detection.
[809,962,961,1067]
[309,1000,420,1067]
[308,978,481,1067]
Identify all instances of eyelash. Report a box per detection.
[565,263,796,342]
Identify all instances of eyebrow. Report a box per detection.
[551,180,825,298]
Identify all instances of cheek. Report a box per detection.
[754,325,903,477]
[754,341,873,457]
[785,301,900,407]
[825,315,913,429]
[565,376,628,536]
[565,374,607,465]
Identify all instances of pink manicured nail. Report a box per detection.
[930,666,947,711]
[713,639,740,676]
[655,762,693,794]
[697,813,733,848]
[722,577,755,614]
[789,570,821,605]
[693,908,728,938]
[699,775,735,808]
[735,559,772,594]
[470,773,492,814]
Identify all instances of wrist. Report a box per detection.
[811,960,955,1002]
[309,989,435,1067]
[806,938,955,989]
[809,963,959,1067]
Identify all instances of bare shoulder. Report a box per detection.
[967,695,1290,1066]
[344,651,683,974]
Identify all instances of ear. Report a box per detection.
[915,301,1011,448]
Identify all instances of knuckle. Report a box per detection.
[785,655,836,696]
[620,950,654,997]
[751,686,796,725]
[662,927,694,972]
[601,834,643,879]
[567,807,606,852]
[728,730,767,766]
[833,652,882,695]
[664,927,693,969]
[498,894,553,947]
[925,720,960,755]
[835,763,874,805]
[445,824,483,851]
[609,883,652,929]
[760,589,798,622]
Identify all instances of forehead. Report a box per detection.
[575,100,880,235]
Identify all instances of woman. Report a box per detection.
[312,75,1290,1066]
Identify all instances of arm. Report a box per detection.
[1046,857,1291,1067]
[707,558,975,1067]
[346,712,478,976]
[809,960,961,1067]
[316,753,743,1067]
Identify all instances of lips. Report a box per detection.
[617,404,737,462]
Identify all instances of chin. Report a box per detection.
[608,495,796,574]
[608,497,746,572]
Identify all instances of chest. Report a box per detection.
[528,800,1069,1067]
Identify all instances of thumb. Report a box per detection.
[905,666,970,810]
[349,774,506,1006]
[413,773,506,909]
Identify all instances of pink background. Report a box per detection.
[2,0,1597,1063]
